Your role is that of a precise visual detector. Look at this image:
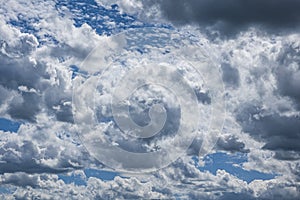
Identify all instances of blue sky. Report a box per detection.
[0,118,21,133]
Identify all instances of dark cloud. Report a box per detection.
[187,137,203,156]
[44,86,73,123]
[8,93,41,122]
[217,135,249,153]
[0,36,73,123]
[221,63,240,88]
[276,45,300,107]
[55,104,74,123]
[194,89,211,104]
[0,140,72,174]
[145,0,300,35]
[291,163,300,181]
[274,150,300,160]
[218,192,256,200]
[0,57,47,91]
[0,40,45,122]
[0,86,12,105]
[236,104,300,159]
[1,173,39,188]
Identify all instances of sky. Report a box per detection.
[0,0,300,199]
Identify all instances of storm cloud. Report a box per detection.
[144,0,300,35]
[236,104,300,160]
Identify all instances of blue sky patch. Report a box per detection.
[0,118,21,133]
[195,152,276,183]
[58,168,120,186]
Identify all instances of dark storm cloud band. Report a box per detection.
[147,0,300,33]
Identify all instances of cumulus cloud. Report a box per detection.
[1,0,300,199]
[199,29,300,164]
[1,173,40,188]
[217,135,249,153]
[0,36,74,122]
[0,122,95,175]
[0,0,106,176]
[2,158,296,200]
[0,0,104,123]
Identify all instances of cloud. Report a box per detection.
[221,63,240,89]
[154,0,300,32]
[276,42,300,108]
[1,158,299,199]
[0,3,103,123]
[1,173,40,188]
[0,115,104,176]
[217,135,249,153]
[236,103,300,160]
[129,0,300,36]
[1,0,300,199]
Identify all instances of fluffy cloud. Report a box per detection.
[217,135,249,153]
[3,158,298,200]
[1,0,300,199]
[0,122,94,175]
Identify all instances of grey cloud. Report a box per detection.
[8,93,41,122]
[0,38,44,122]
[217,135,249,153]
[194,89,211,104]
[221,63,240,89]
[291,163,300,182]
[217,192,256,200]
[0,57,47,92]
[233,40,300,161]
[0,34,74,123]
[0,122,93,175]
[244,43,300,160]
[2,2,300,198]
[0,151,297,199]
[44,85,73,123]
[144,0,300,35]
[153,159,255,199]
[277,68,300,104]
[274,150,300,161]
[276,44,300,107]
[0,140,71,174]
[236,104,300,159]
[0,85,13,105]
[1,173,39,188]
[50,43,91,61]
[54,104,73,123]
[0,34,38,57]
[187,137,203,156]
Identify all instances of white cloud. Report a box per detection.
[0,0,300,199]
